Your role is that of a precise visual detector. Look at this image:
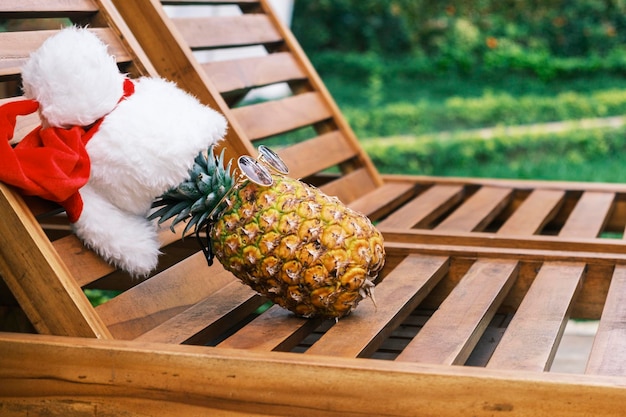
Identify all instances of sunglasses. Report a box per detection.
[197,145,289,265]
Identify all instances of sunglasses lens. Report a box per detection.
[238,156,273,186]
[258,145,289,175]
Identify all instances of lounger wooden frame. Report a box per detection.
[1,1,626,416]
[116,0,626,249]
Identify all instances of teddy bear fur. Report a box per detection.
[21,27,227,276]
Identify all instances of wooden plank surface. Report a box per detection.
[201,52,305,94]
[275,131,357,180]
[347,182,417,220]
[381,173,626,193]
[558,191,615,237]
[48,221,187,288]
[218,304,318,351]
[377,185,465,229]
[135,280,263,344]
[52,235,115,286]
[3,332,626,417]
[304,255,449,357]
[497,189,566,235]
[230,92,332,140]
[0,184,110,338]
[486,190,601,370]
[435,186,513,232]
[219,256,449,354]
[586,265,626,375]
[0,28,131,75]
[172,14,281,50]
[494,187,585,372]
[97,253,235,339]
[395,259,519,365]
[320,168,379,205]
[0,0,98,13]
[486,262,585,371]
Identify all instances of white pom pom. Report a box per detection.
[21,26,125,128]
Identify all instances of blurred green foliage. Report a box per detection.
[363,125,626,181]
[293,1,626,79]
[290,1,626,182]
[341,84,626,137]
[84,289,121,307]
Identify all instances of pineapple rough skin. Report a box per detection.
[211,175,385,319]
[151,148,385,319]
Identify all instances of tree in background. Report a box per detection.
[292,0,626,73]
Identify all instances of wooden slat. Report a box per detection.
[52,235,115,287]
[172,14,281,50]
[97,253,235,339]
[435,186,513,232]
[348,182,417,220]
[304,255,449,358]
[0,184,110,338]
[218,304,319,351]
[0,0,97,14]
[230,92,332,140]
[48,221,188,288]
[382,172,626,193]
[202,52,305,94]
[383,239,626,272]
[497,189,566,235]
[559,191,615,237]
[486,189,588,371]
[377,185,465,229]
[4,332,626,417]
[395,259,519,365]
[586,265,626,375]
[320,168,379,205]
[465,315,511,366]
[0,28,132,76]
[135,281,263,344]
[276,131,358,180]
[382,226,626,263]
[486,262,585,371]
[220,255,449,354]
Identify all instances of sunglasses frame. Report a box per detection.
[196,146,289,265]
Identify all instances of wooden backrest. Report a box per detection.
[0,0,248,340]
[112,0,626,241]
[0,0,409,344]
[113,0,386,207]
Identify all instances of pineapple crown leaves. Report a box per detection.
[149,147,234,236]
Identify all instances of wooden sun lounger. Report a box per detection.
[1,1,626,416]
[3,331,626,417]
[115,0,626,253]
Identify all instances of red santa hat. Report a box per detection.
[0,78,134,222]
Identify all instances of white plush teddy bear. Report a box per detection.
[20,27,227,276]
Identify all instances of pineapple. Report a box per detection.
[150,146,385,319]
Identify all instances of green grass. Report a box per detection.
[398,148,626,182]
[311,62,626,182]
[325,72,626,108]
[362,125,626,182]
[323,72,626,138]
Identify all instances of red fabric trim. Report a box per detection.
[0,79,135,222]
